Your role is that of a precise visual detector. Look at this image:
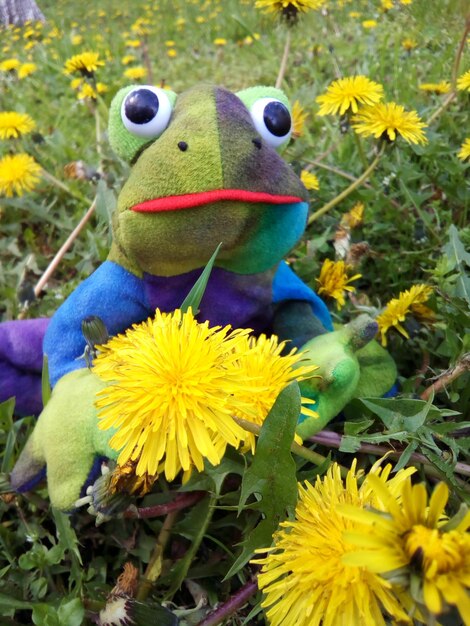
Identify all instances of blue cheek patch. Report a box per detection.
[219,201,309,274]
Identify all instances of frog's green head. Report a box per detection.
[107,84,309,277]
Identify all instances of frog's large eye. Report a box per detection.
[121,86,173,138]
[250,98,292,148]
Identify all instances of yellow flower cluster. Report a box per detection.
[256,461,470,626]
[94,308,317,482]
[255,460,416,626]
[316,75,428,145]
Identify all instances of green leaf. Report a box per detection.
[226,383,300,578]
[52,508,83,591]
[0,593,32,610]
[41,354,51,407]
[180,243,222,315]
[0,398,19,473]
[358,397,453,432]
[393,441,419,472]
[443,224,470,271]
[57,598,84,626]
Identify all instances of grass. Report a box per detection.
[0,0,469,624]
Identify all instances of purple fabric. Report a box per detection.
[0,318,50,415]
[143,265,276,334]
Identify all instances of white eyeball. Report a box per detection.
[250,97,292,148]
[121,86,173,138]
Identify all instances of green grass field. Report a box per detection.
[0,0,469,624]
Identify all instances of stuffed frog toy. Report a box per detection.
[2,84,395,510]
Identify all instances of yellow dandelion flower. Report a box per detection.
[71,34,83,45]
[0,153,41,197]
[292,100,308,138]
[77,83,97,100]
[341,201,365,229]
[167,49,177,58]
[0,112,35,139]
[316,76,384,116]
[196,16,206,24]
[349,11,361,17]
[165,40,176,47]
[70,77,83,90]
[123,66,146,80]
[121,54,136,65]
[254,460,416,626]
[232,334,318,453]
[300,169,319,190]
[255,0,325,21]
[64,51,104,76]
[376,284,433,346]
[0,58,20,72]
[95,309,251,480]
[17,62,37,79]
[352,102,428,144]
[316,259,361,309]
[419,81,451,94]
[380,0,394,10]
[402,37,417,51]
[213,37,227,45]
[362,19,378,28]
[458,137,470,161]
[96,82,108,94]
[94,309,314,481]
[125,39,141,48]
[457,69,470,92]
[342,478,470,625]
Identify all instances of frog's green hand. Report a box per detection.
[296,315,386,439]
[10,370,117,511]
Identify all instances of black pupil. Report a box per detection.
[263,101,291,137]
[124,89,159,124]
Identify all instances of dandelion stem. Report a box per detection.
[232,416,347,475]
[353,131,368,169]
[33,197,97,297]
[196,578,258,626]
[136,510,178,601]
[165,494,217,600]
[94,106,104,174]
[426,91,457,127]
[308,145,385,224]
[141,36,154,85]
[275,28,291,89]
[451,12,470,89]
[40,168,90,206]
[427,14,469,126]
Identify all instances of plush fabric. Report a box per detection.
[108,86,309,277]
[7,83,395,511]
[0,318,49,415]
[10,369,116,511]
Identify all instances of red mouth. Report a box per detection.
[131,189,304,213]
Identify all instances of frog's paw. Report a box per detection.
[10,369,114,511]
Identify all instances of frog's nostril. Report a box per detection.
[252,138,262,150]
[178,141,188,152]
